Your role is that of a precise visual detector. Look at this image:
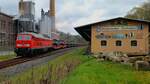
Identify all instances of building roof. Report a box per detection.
[0,12,13,18]
[75,17,150,41]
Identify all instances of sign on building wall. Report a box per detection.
[95,20,144,40]
[96,20,144,32]
[112,34,126,39]
[96,25,144,32]
[96,33,143,39]
[96,34,111,39]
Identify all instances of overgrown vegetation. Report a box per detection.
[59,31,87,44]
[61,60,150,84]
[0,52,16,61]
[0,48,91,84]
[125,0,150,21]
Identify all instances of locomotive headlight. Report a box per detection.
[25,44,30,47]
[17,44,22,47]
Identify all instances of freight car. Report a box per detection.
[66,43,86,48]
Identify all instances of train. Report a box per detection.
[15,32,67,56]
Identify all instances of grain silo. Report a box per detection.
[19,0,35,19]
[39,9,52,37]
[17,0,36,33]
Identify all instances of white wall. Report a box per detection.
[39,15,52,38]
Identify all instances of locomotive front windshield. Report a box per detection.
[17,36,23,40]
[17,35,31,40]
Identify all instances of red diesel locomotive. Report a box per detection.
[15,32,66,56]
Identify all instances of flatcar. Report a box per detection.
[15,32,53,56]
[52,40,66,49]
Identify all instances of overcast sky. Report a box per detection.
[0,0,147,35]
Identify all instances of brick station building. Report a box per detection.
[0,12,16,50]
[75,17,150,55]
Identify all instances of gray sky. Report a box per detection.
[0,0,147,35]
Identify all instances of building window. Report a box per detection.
[122,20,128,25]
[96,26,101,32]
[116,40,122,46]
[131,40,137,47]
[138,24,144,30]
[129,32,135,38]
[117,20,122,25]
[101,40,107,46]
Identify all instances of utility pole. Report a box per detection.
[0,7,1,12]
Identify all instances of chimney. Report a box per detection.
[50,0,55,16]
[50,0,56,33]
[19,0,24,15]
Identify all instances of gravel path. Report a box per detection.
[0,48,76,77]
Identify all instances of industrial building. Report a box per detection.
[39,9,52,36]
[39,0,59,40]
[0,12,16,50]
[75,17,150,55]
[14,0,37,33]
[14,0,58,39]
[0,0,57,51]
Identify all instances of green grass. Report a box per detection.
[2,48,150,84]
[0,52,16,62]
[1,47,91,84]
[61,60,150,84]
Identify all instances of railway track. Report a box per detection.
[0,48,73,69]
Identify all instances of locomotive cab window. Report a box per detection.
[25,35,31,40]
[17,35,31,40]
[17,36,23,40]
